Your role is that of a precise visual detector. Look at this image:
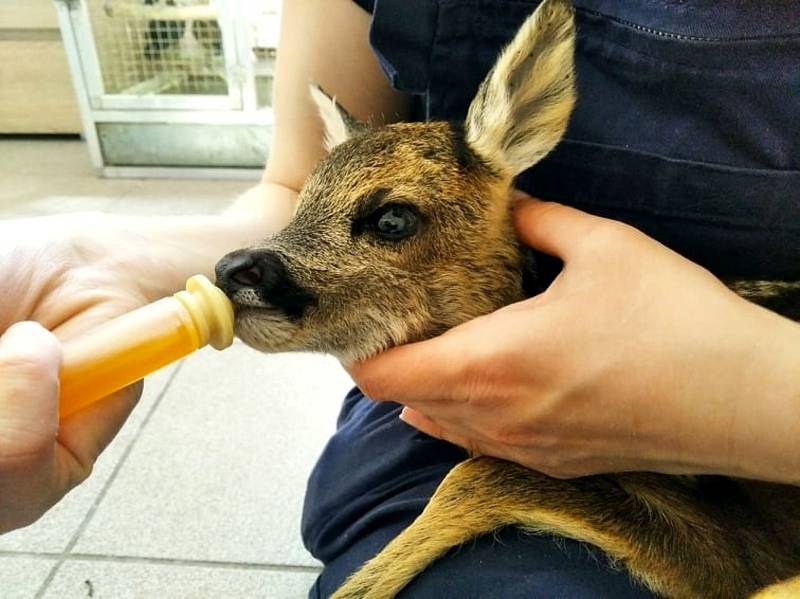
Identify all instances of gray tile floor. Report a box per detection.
[0,138,354,598]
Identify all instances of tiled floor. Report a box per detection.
[0,138,354,598]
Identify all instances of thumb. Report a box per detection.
[347,325,472,405]
[0,321,62,427]
[513,198,604,260]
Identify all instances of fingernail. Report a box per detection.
[398,406,412,424]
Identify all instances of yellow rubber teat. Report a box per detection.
[173,274,235,350]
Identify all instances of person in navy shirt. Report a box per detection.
[300,1,800,597]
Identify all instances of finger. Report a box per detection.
[0,321,62,371]
[51,297,144,342]
[398,407,444,438]
[0,321,62,426]
[57,381,141,478]
[399,407,483,455]
[513,198,605,259]
[510,188,535,203]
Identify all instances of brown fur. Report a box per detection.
[215,0,800,596]
[230,120,518,363]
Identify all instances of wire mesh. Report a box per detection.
[89,0,228,96]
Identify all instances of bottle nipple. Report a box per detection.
[174,275,235,350]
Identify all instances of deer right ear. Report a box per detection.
[309,83,368,152]
[465,0,576,176]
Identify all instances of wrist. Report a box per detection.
[726,301,800,484]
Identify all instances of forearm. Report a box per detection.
[105,182,298,301]
[265,0,410,192]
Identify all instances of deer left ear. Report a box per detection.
[309,83,368,152]
[465,0,576,176]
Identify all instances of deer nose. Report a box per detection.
[223,254,262,288]
[215,250,281,294]
[215,251,254,293]
[215,250,317,318]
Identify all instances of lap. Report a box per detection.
[302,389,654,598]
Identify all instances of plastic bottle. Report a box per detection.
[59,275,234,419]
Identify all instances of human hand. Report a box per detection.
[0,321,138,533]
[1,212,156,412]
[349,197,800,482]
[0,213,159,532]
[0,213,159,335]
[0,186,294,532]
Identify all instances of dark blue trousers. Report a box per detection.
[302,389,655,598]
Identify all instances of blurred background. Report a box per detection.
[3,0,282,177]
[0,1,353,597]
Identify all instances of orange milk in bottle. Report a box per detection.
[59,275,234,419]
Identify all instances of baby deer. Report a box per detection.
[215,0,800,596]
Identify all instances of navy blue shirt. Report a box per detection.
[351,0,800,279]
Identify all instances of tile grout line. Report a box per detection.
[2,549,322,574]
[34,363,186,599]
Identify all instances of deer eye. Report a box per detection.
[371,204,419,241]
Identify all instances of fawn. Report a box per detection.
[215,0,800,596]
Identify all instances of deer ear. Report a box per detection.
[309,83,368,152]
[465,0,576,176]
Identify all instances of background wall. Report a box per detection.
[0,0,83,134]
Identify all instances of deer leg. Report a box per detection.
[750,574,800,599]
[333,457,788,599]
[330,457,513,599]
[331,456,641,599]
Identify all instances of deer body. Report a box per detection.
[215,0,800,596]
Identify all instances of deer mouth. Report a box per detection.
[232,305,303,353]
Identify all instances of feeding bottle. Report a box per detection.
[59,275,234,419]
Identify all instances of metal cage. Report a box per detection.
[55,0,280,178]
